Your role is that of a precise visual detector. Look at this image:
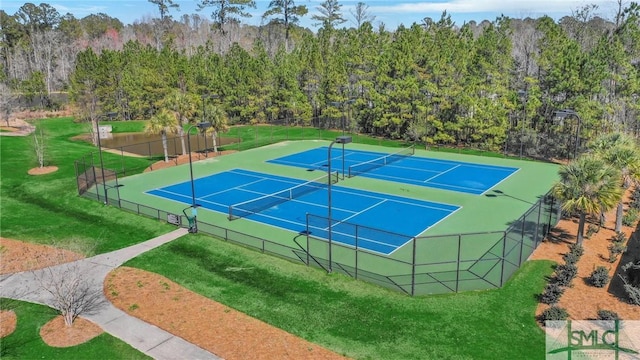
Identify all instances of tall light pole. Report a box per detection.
[554,109,582,159]
[186,121,212,233]
[518,90,528,158]
[327,135,352,272]
[330,100,356,179]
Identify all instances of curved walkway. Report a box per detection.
[0,228,221,360]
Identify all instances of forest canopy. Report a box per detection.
[1,1,638,156]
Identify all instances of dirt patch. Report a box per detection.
[0,237,84,275]
[105,267,348,360]
[532,193,640,321]
[40,315,103,347]
[28,166,58,175]
[0,310,17,338]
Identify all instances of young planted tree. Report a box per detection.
[553,155,623,244]
[35,261,104,326]
[145,108,180,162]
[32,122,46,168]
[31,244,103,327]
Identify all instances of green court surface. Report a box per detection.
[112,140,559,293]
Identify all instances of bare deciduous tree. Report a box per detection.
[32,245,104,326]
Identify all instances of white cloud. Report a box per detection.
[367,0,616,16]
[52,3,108,16]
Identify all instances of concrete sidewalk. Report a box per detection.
[0,228,221,360]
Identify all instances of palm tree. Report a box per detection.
[587,132,636,154]
[553,155,623,245]
[164,90,197,156]
[588,133,640,231]
[145,109,179,162]
[203,103,229,154]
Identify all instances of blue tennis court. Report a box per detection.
[267,147,519,195]
[146,169,460,254]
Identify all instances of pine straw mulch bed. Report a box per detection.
[0,237,347,359]
[530,202,640,322]
[105,267,348,360]
[0,237,101,347]
[1,197,638,356]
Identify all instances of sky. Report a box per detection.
[2,0,623,30]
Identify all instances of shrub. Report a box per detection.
[586,224,599,238]
[621,261,640,305]
[630,187,640,210]
[608,233,628,263]
[608,243,627,263]
[555,264,578,287]
[588,266,610,288]
[540,306,569,326]
[562,252,580,265]
[540,283,565,304]
[623,283,640,305]
[569,243,584,257]
[623,208,639,227]
[597,309,619,321]
[611,231,627,244]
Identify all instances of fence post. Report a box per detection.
[411,237,417,296]
[355,225,359,280]
[118,147,124,176]
[91,153,101,202]
[500,231,507,287]
[455,234,462,292]
[306,214,310,265]
[535,197,543,249]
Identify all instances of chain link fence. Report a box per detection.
[75,123,561,295]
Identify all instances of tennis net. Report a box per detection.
[229,171,339,220]
[348,145,415,177]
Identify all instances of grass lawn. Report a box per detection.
[0,117,177,254]
[1,117,554,359]
[0,299,150,360]
[125,234,554,360]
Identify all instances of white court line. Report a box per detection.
[305,224,400,256]
[479,168,521,195]
[330,185,458,212]
[200,177,272,200]
[270,158,326,169]
[423,164,461,183]
[146,189,229,209]
[333,199,388,224]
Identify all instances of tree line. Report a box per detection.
[1,1,639,155]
